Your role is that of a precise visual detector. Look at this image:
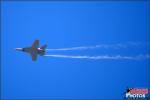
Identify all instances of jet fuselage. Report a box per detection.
[15,40,47,61]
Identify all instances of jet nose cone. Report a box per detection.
[15,48,23,51]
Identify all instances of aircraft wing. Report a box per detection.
[31,53,37,61]
[32,40,39,50]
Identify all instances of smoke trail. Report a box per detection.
[44,54,150,60]
[46,42,143,51]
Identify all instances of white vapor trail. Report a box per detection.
[45,45,123,51]
[44,54,150,60]
[46,42,142,51]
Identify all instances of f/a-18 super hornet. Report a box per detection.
[15,40,47,61]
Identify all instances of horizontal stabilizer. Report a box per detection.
[40,44,47,50]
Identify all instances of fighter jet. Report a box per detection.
[15,40,47,61]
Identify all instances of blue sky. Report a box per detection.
[1,1,150,99]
